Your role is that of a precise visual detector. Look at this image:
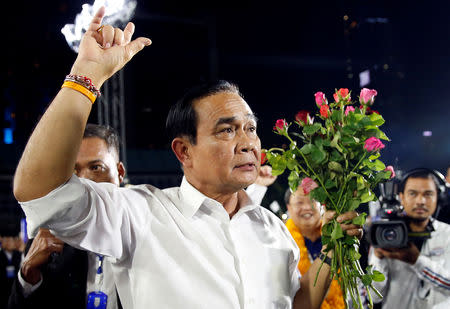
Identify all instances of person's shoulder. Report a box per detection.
[433,219,450,233]
[254,205,285,227]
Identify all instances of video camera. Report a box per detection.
[369,168,449,248]
[368,180,411,248]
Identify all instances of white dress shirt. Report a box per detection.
[20,175,301,309]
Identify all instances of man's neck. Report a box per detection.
[298,225,321,242]
[408,217,430,232]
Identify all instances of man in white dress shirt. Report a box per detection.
[13,7,362,309]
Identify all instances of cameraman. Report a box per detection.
[369,169,450,309]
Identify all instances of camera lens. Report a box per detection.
[382,229,397,241]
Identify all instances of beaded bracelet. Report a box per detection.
[61,81,97,104]
[65,74,102,98]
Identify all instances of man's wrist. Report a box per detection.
[318,252,332,266]
[20,262,42,285]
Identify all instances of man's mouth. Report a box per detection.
[235,163,256,171]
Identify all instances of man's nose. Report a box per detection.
[236,131,256,153]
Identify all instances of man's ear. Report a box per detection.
[117,161,126,184]
[171,137,193,168]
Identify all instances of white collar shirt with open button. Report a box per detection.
[20,175,301,309]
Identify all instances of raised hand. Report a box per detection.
[254,165,277,187]
[20,228,65,284]
[70,6,152,88]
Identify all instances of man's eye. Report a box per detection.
[249,126,257,132]
[221,127,234,133]
[91,165,104,171]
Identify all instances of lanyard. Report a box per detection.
[94,254,105,291]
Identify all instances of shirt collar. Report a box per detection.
[178,176,259,219]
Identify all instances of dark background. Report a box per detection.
[1,0,450,215]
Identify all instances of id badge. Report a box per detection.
[87,291,108,309]
[6,265,15,278]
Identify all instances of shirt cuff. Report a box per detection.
[18,269,43,298]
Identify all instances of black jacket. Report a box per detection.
[1,249,22,309]
[7,240,90,309]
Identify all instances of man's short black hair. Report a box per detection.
[83,124,120,160]
[165,80,241,144]
[399,169,440,193]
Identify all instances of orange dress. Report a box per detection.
[286,219,345,309]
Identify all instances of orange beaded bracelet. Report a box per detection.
[61,81,97,104]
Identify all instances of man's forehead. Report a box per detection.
[405,177,436,191]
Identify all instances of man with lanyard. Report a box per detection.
[8,124,125,309]
[13,7,364,308]
[369,168,450,309]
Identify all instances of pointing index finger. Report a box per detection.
[87,6,106,32]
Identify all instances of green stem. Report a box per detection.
[267,147,285,153]
[336,151,368,212]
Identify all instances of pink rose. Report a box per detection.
[314,92,327,107]
[301,177,319,195]
[273,119,287,132]
[385,166,395,179]
[364,137,385,152]
[345,106,355,116]
[359,88,378,105]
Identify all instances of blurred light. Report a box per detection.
[347,73,353,79]
[343,15,349,21]
[61,0,137,53]
[3,128,13,144]
[281,213,288,221]
[383,64,389,70]
[269,201,281,213]
[359,70,370,87]
[423,131,432,137]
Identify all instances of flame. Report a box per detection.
[61,0,137,53]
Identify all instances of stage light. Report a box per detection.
[359,69,370,87]
[61,0,137,53]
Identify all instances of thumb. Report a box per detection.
[125,37,152,61]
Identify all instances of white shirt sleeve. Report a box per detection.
[19,175,151,261]
[17,270,43,297]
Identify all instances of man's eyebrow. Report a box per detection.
[215,114,258,127]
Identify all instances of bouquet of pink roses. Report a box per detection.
[265,88,393,309]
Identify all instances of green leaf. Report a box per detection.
[303,123,322,135]
[362,274,372,286]
[347,199,361,211]
[328,161,344,173]
[369,113,385,126]
[299,143,314,155]
[331,109,343,123]
[359,189,375,203]
[311,145,327,163]
[352,212,367,226]
[324,178,337,189]
[371,270,386,282]
[309,187,327,204]
[288,171,300,192]
[331,220,344,241]
[330,150,344,162]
